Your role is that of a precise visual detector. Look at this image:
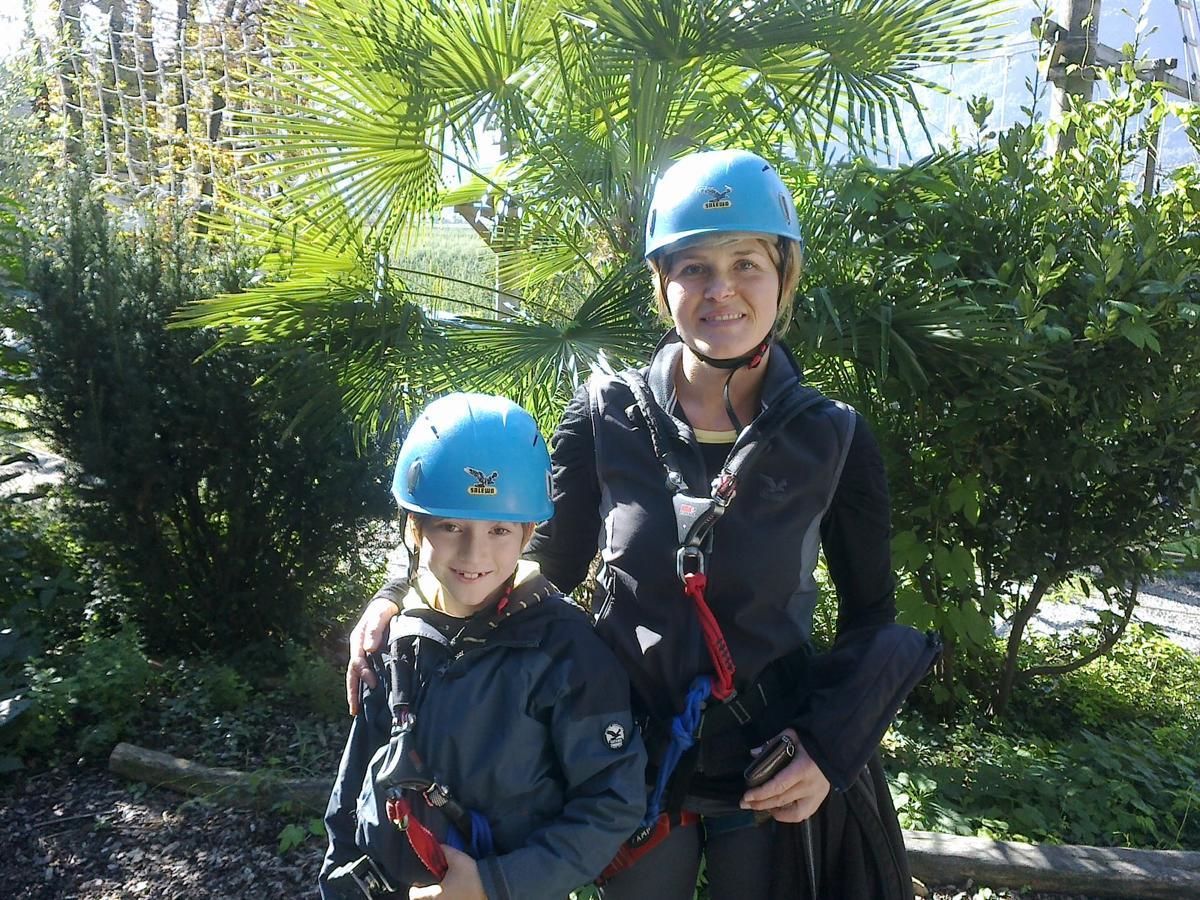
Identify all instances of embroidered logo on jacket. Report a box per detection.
[464,467,499,496]
[760,474,788,501]
[604,723,627,750]
[701,185,733,210]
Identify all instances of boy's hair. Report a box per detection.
[646,232,804,339]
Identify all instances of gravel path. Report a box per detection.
[1012,571,1200,653]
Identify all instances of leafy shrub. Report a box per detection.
[279,642,345,722]
[19,186,392,655]
[888,627,1200,850]
[7,621,160,762]
[0,493,91,766]
[801,78,1200,714]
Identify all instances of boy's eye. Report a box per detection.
[491,526,512,536]
[438,522,462,533]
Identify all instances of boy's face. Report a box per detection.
[418,518,531,617]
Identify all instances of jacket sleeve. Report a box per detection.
[791,414,940,791]
[476,627,647,900]
[526,384,603,595]
[819,414,897,637]
[319,657,392,899]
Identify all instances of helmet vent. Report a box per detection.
[407,461,422,495]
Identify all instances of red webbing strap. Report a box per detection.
[596,811,701,884]
[386,795,449,881]
[682,572,736,701]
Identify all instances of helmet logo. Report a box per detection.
[779,192,792,224]
[701,185,733,210]
[464,467,499,496]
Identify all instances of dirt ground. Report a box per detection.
[0,764,1113,900]
[0,765,324,899]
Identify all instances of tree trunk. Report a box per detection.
[108,742,330,813]
[990,576,1051,717]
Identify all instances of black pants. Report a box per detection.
[598,812,774,900]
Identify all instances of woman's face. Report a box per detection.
[663,237,779,361]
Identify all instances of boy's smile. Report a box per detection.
[419,518,532,617]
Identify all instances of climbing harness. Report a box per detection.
[335,607,513,897]
[598,366,827,879]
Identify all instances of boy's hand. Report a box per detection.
[739,728,830,823]
[345,596,400,715]
[409,846,486,900]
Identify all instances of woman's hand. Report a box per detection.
[739,728,830,823]
[409,846,486,900]
[345,596,400,715]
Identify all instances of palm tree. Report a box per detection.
[177,0,1008,436]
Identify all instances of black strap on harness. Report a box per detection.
[617,369,828,581]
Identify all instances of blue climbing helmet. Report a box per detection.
[392,393,554,523]
[644,148,802,259]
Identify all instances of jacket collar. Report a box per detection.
[398,561,557,649]
[646,329,805,416]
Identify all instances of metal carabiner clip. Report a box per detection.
[676,545,706,580]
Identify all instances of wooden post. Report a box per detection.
[1048,0,1101,156]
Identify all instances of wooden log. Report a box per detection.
[904,829,1200,899]
[108,744,1200,898]
[108,742,329,813]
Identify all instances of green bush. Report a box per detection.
[887,626,1200,850]
[19,185,392,655]
[7,621,160,762]
[280,642,346,722]
[801,78,1200,714]
[0,494,91,767]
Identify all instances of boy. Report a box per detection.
[320,393,646,900]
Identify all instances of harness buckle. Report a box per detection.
[724,692,751,725]
[676,545,706,579]
[424,782,450,808]
[327,854,399,898]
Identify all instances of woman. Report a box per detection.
[348,149,938,899]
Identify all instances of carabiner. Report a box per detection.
[676,545,706,580]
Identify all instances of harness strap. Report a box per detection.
[386,794,449,881]
[683,573,735,701]
[613,368,829,839]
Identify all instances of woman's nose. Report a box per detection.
[705,272,735,301]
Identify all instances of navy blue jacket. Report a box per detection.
[321,569,646,899]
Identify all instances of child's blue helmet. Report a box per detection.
[644,149,802,259]
[392,393,553,523]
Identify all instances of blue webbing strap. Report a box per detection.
[639,676,712,828]
[446,808,496,859]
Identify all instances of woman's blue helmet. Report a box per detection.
[392,393,553,523]
[644,149,802,259]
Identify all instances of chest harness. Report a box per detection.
[333,581,544,896]
[601,369,825,878]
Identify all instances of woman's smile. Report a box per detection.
[665,237,779,359]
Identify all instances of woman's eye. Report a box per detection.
[735,258,758,270]
[678,263,704,276]
[492,526,512,536]
[439,522,461,533]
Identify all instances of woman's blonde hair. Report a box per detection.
[646,232,804,340]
